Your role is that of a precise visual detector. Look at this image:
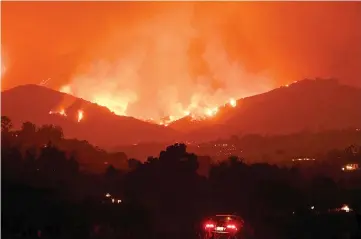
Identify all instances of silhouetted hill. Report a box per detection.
[170,79,361,141]
[1,84,180,147]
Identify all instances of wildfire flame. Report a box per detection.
[77,110,84,122]
[205,107,218,117]
[55,7,275,126]
[59,82,242,125]
[59,109,66,116]
[55,81,302,126]
[49,107,85,123]
[341,204,351,212]
[229,98,237,107]
[49,108,67,117]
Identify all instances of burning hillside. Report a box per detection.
[60,80,245,126]
[137,98,238,126]
[1,84,181,147]
[49,108,84,123]
[178,79,361,140]
[53,3,275,124]
[59,79,298,126]
[3,2,361,124]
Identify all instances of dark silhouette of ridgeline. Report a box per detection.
[170,78,361,142]
[1,84,180,148]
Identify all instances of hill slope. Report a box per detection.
[1,84,180,147]
[169,79,361,141]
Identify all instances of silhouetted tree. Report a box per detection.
[18,121,37,144]
[105,165,119,178]
[128,158,142,171]
[2,119,361,239]
[228,155,244,165]
[68,155,80,175]
[21,121,37,135]
[1,115,13,132]
[37,142,70,182]
[37,124,64,144]
[22,148,37,176]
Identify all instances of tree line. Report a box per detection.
[2,116,361,239]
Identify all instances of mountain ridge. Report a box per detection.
[1,84,180,148]
[174,79,361,141]
[2,79,361,146]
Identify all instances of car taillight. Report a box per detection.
[205,223,215,229]
[226,224,237,230]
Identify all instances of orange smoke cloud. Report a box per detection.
[1,44,7,85]
[2,2,361,122]
[58,3,273,121]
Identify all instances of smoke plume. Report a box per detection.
[2,2,361,121]
[59,3,273,120]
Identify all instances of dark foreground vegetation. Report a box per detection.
[2,116,361,239]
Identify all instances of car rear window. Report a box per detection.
[214,216,237,223]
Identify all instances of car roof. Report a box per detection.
[215,214,239,217]
[213,215,243,220]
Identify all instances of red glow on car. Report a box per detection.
[226,224,237,230]
[205,223,215,229]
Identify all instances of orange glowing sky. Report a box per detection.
[2,2,361,122]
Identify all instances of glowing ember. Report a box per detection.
[340,204,351,212]
[59,84,72,94]
[229,98,237,107]
[49,108,67,117]
[342,163,359,171]
[59,109,66,116]
[77,110,84,122]
[205,107,218,117]
[158,115,177,127]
